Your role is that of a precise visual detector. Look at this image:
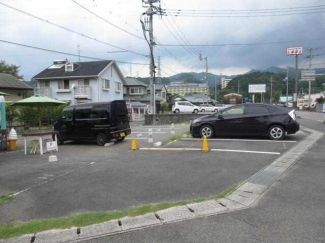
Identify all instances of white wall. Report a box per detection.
[98,65,124,102]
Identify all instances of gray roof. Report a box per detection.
[146,84,165,91]
[167,83,207,88]
[125,77,147,87]
[124,94,162,102]
[33,60,112,80]
[0,73,33,90]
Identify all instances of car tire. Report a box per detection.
[193,109,199,114]
[201,109,205,112]
[268,125,285,140]
[214,109,219,113]
[175,109,180,114]
[200,125,214,138]
[96,133,108,146]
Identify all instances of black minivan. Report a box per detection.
[54,100,131,146]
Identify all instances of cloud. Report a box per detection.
[0,0,324,79]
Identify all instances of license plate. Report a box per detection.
[120,132,125,137]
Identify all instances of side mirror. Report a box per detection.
[218,114,224,120]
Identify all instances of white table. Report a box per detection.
[22,131,58,155]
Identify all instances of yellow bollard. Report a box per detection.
[201,136,210,152]
[131,137,137,150]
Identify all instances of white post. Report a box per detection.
[148,129,153,143]
[39,136,43,155]
[171,123,175,135]
[24,137,27,155]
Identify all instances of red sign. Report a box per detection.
[286,47,303,55]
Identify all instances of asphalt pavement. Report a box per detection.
[0,122,306,225]
[80,116,325,243]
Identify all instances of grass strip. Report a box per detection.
[162,130,191,146]
[0,193,15,204]
[0,181,242,239]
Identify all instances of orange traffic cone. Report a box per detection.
[202,136,210,152]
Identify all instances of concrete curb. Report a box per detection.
[2,128,323,243]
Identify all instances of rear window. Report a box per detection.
[245,106,269,115]
[111,101,128,117]
[75,106,92,119]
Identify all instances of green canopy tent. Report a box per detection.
[12,96,67,130]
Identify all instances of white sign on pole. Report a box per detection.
[249,84,266,93]
[301,69,316,81]
[46,141,57,152]
[286,47,303,55]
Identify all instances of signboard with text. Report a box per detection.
[249,84,266,93]
[301,69,316,82]
[286,47,303,55]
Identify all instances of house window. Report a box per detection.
[102,79,110,90]
[115,82,121,92]
[78,79,89,86]
[58,80,70,90]
[65,63,73,72]
[130,87,143,95]
[40,81,50,88]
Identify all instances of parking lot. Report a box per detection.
[0,123,308,225]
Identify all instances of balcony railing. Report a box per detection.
[74,86,92,99]
[34,87,52,98]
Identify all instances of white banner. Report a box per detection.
[249,84,266,93]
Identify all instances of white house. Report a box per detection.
[33,60,126,104]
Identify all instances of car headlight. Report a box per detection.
[192,119,200,124]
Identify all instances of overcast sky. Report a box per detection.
[0,0,324,80]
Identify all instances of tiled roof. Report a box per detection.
[33,60,112,79]
[125,77,147,87]
[0,73,33,90]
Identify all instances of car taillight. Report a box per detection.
[288,110,296,121]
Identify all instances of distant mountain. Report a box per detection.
[246,66,325,77]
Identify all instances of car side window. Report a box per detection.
[75,107,92,119]
[61,109,73,121]
[222,107,244,116]
[91,105,108,119]
[245,106,269,115]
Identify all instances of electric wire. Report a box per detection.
[0,1,147,57]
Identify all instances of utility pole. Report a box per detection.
[158,56,161,84]
[270,76,273,103]
[286,66,289,105]
[199,54,209,101]
[306,48,317,108]
[140,0,161,114]
[215,77,217,104]
[77,44,82,62]
[293,54,299,109]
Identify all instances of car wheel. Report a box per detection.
[200,125,214,138]
[116,137,125,142]
[193,109,199,114]
[214,109,219,113]
[201,109,205,112]
[175,109,180,114]
[268,125,285,140]
[96,133,108,146]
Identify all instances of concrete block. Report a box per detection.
[5,234,34,243]
[34,228,78,243]
[217,198,246,210]
[121,213,161,230]
[79,220,121,238]
[187,200,227,216]
[264,165,287,173]
[236,182,267,195]
[157,206,195,223]
[226,192,257,207]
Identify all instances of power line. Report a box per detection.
[71,0,145,40]
[162,10,325,18]
[0,1,147,57]
[0,39,149,65]
[158,37,325,47]
[161,64,178,74]
[163,4,325,12]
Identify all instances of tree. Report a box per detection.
[0,60,23,79]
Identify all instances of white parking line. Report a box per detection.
[182,138,297,143]
[132,132,167,134]
[139,148,280,155]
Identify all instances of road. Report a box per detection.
[81,116,325,243]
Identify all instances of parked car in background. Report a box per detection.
[172,101,200,113]
[199,104,219,113]
[54,100,131,146]
[190,104,299,140]
[214,104,230,111]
